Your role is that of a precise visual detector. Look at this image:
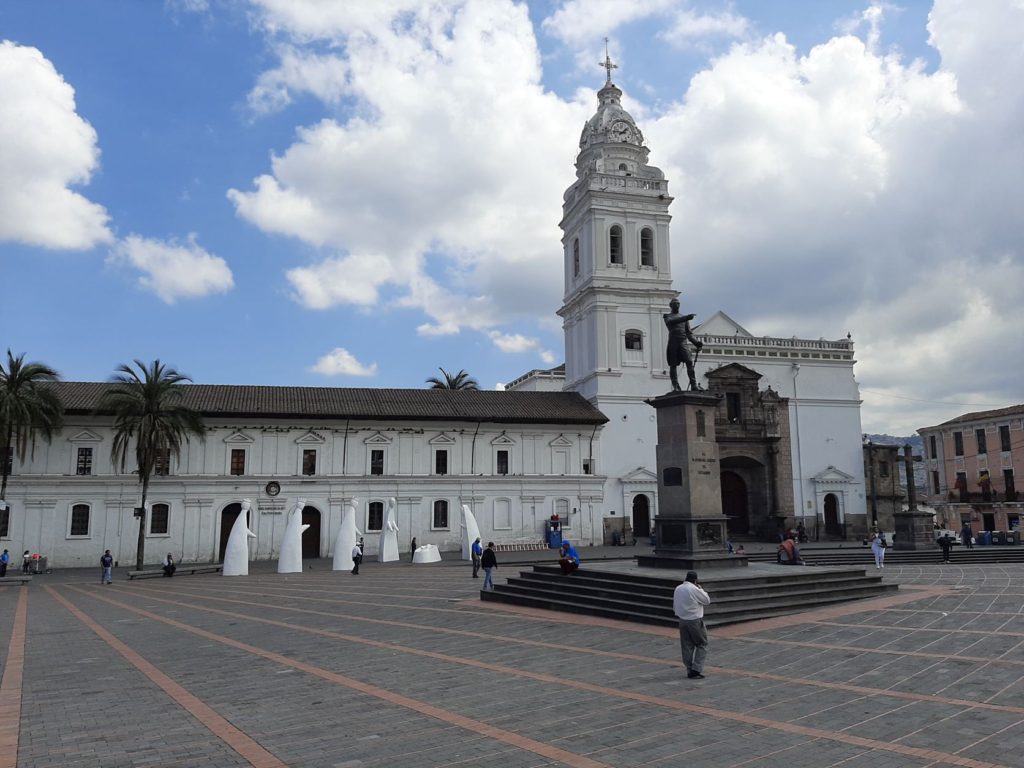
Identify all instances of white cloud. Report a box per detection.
[659,8,750,48]
[542,0,678,50]
[231,0,588,345]
[0,41,112,250]
[540,349,557,365]
[644,0,1023,432]
[247,47,349,115]
[310,347,378,377]
[488,331,539,353]
[108,234,234,303]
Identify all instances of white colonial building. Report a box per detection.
[507,72,868,540]
[0,385,605,567]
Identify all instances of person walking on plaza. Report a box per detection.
[673,570,711,679]
[939,533,953,564]
[22,550,31,574]
[0,549,9,577]
[559,540,580,575]
[351,538,363,575]
[481,542,497,591]
[471,537,483,578]
[777,534,801,565]
[961,523,974,549]
[100,550,113,584]
[870,527,887,569]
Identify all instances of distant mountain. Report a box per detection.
[864,434,923,452]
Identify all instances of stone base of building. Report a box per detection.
[893,510,936,550]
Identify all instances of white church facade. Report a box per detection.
[507,70,868,541]
[1,71,868,567]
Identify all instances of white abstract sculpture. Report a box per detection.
[460,504,481,561]
[413,544,442,563]
[378,497,400,563]
[278,497,309,574]
[223,499,256,576]
[333,499,363,571]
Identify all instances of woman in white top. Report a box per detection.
[869,528,887,569]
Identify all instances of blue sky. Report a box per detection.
[1,0,1021,434]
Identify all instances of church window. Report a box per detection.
[624,332,643,351]
[149,503,170,535]
[230,449,246,476]
[367,501,384,532]
[573,238,580,277]
[726,393,742,423]
[0,505,8,538]
[496,450,509,476]
[432,499,449,529]
[69,503,91,537]
[640,228,654,267]
[609,225,623,264]
[154,448,171,476]
[435,449,448,476]
[618,163,627,171]
[583,459,594,475]
[370,449,384,475]
[302,449,317,476]
[76,447,93,476]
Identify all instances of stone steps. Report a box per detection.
[745,547,1024,566]
[481,564,897,628]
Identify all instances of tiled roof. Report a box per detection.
[48,382,608,425]
[933,403,1024,428]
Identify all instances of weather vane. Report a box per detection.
[601,37,618,83]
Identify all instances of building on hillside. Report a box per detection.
[0,385,605,567]
[862,442,906,534]
[918,404,1024,533]
[507,70,868,542]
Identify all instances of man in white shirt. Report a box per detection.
[673,570,711,679]
[351,538,363,575]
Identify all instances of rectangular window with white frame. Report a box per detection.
[370,449,385,476]
[496,449,509,476]
[149,503,170,536]
[432,499,449,529]
[76,447,93,476]
[0,506,9,538]
[367,501,384,532]
[68,503,91,538]
[230,448,246,476]
[555,498,570,529]
[302,449,317,476]
[435,449,448,476]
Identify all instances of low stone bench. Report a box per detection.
[0,575,32,585]
[128,564,222,580]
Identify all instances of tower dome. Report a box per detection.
[578,79,645,151]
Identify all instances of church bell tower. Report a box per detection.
[559,55,678,403]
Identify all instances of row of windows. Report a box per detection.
[0,498,574,540]
[947,426,1013,457]
[933,469,1017,499]
[0,502,172,540]
[572,226,656,277]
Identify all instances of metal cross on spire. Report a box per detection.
[601,37,618,83]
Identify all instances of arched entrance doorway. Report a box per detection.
[632,495,650,538]
[302,506,321,559]
[824,494,841,536]
[720,471,749,536]
[218,502,242,563]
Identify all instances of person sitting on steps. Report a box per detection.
[559,540,580,575]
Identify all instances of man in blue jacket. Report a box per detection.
[559,540,580,575]
[471,537,483,578]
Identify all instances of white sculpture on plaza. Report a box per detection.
[277,497,309,574]
[223,499,256,576]
[460,504,481,561]
[413,544,442,563]
[332,499,363,571]
[378,497,400,563]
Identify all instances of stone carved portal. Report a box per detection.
[632,494,651,538]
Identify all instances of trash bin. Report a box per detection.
[30,556,47,574]
[980,531,993,545]
[995,531,1007,545]
[1008,531,1020,545]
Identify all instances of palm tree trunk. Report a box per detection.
[0,425,12,500]
[136,474,149,571]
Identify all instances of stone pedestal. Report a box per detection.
[636,391,747,570]
[893,510,935,551]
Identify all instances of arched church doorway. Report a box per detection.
[632,495,650,538]
[302,505,322,559]
[720,471,749,536]
[824,494,841,536]
[218,502,242,563]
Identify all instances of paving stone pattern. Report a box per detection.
[2,559,1024,767]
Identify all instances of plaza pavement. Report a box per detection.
[2,554,1024,767]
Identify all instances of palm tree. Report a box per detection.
[0,351,64,502]
[426,367,479,390]
[100,359,206,570]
